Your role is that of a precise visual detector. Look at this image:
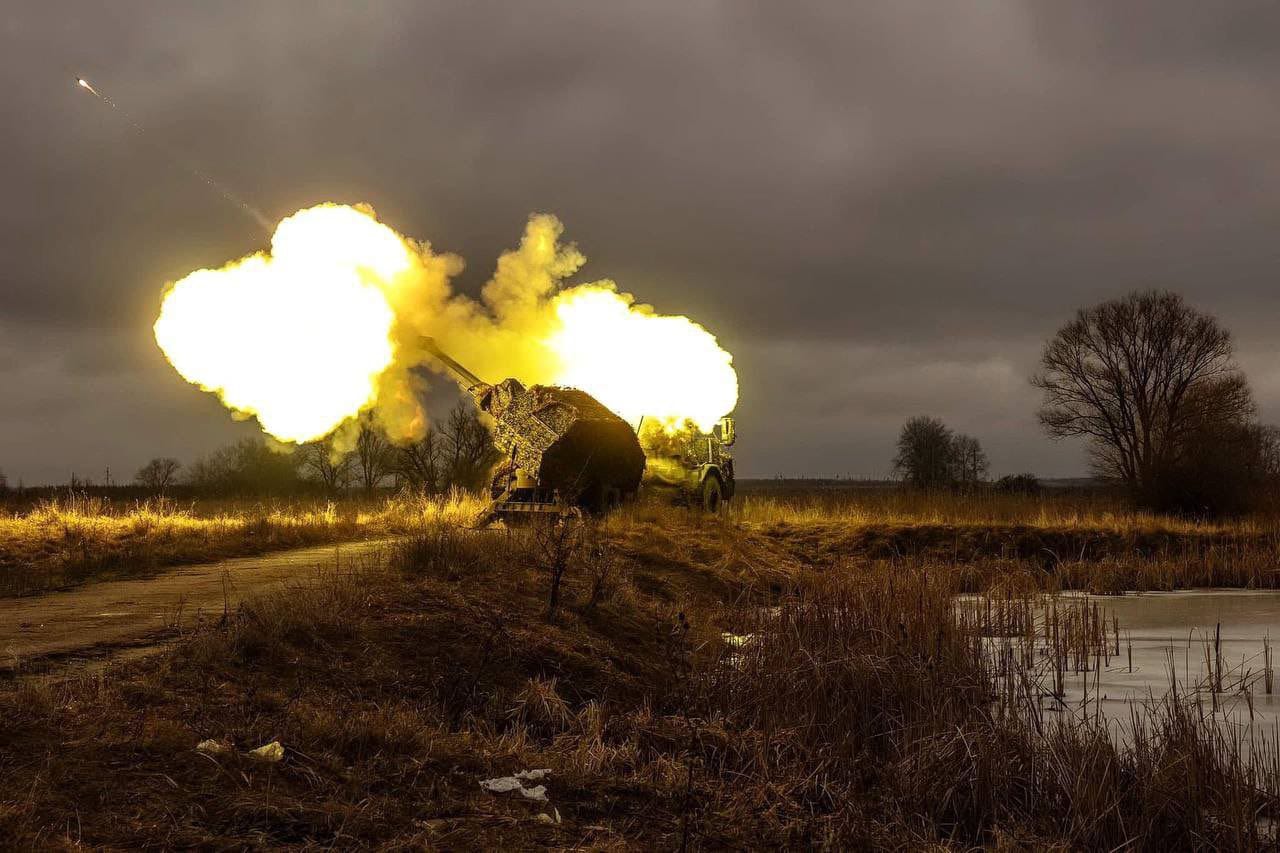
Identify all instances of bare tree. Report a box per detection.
[1033,290,1254,498]
[299,440,353,493]
[950,434,989,486]
[391,403,499,494]
[440,401,501,491]
[354,419,392,493]
[187,438,302,495]
[892,416,956,488]
[1243,423,1280,481]
[394,428,442,493]
[135,457,182,491]
[1151,417,1280,514]
[528,517,583,622]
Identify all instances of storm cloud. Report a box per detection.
[3,1,1279,482]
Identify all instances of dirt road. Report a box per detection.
[0,538,392,674]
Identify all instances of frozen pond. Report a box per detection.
[966,589,1280,737]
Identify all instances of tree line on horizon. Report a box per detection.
[894,289,1280,515]
[26,401,502,499]
[186,401,498,496]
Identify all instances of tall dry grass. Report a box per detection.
[0,490,485,596]
[10,482,1280,599]
[731,486,1280,534]
[3,509,1280,847]
[612,494,1280,592]
[695,566,1280,848]
[378,514,1280,846]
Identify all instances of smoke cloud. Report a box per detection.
[154,204,739,446]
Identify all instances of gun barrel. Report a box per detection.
[421,337,486,390]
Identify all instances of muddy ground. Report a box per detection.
[0,539,391,674]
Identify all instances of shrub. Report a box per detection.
[995,473,1041,495]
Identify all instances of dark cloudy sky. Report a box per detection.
[4,2,1280,484]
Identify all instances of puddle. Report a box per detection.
[963,589,1280,738]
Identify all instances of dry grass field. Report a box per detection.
[8,485,1280,598]
[7,483,1280,608]
[733,483,1273,532]
[0,491,484,596]
[729,488,1280,593]
[4,489,1280,846]
[2,499,1279,848]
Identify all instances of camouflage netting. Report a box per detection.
[487,384,646,500]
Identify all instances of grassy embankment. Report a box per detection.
[734,487,1280,592]
[8,486,1280,598]
[0,492,483,597]
[2,501,1279,848]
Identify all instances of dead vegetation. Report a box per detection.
[732,485,1278,532]
[723,489,1280,592]
[8,486,1280,600]
[0,490,484,597]
[3,505,1280,848]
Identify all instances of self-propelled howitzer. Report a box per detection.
[421,338,646,520]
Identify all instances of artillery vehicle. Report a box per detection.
[422,339,646,521]
[422,338,736,521]
[638,415,736,513]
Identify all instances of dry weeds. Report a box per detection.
[9,486,1280,600]
[0,490,484,596]
[3,507,1279,848]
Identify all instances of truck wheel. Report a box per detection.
[700,476,723,513]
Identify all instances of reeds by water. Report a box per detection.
[708,567,1280,847]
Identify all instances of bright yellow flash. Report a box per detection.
[153,205,409,442]
[545,286,738,432]
[154,204,738,445]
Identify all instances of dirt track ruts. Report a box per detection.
[0,538,392,674]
